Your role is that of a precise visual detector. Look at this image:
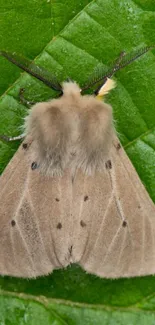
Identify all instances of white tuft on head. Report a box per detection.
[62,81,81,96]
[97,78,116,98]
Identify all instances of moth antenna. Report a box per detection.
[82,45,155,93]
[0,51,63,92]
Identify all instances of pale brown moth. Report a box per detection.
[0,46,155,278]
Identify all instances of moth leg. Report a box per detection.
[19,88,36,107]
[0,134,24,142]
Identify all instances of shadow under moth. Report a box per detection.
[0,46,155,278]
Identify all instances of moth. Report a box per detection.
[0,46,155,278]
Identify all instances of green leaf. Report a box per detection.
[1,290,155,325]
[0,0,155,323]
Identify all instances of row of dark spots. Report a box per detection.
[29,150,121,173]
[11,218,125,229]
[10,219,127,230]
[30,154,120,173]
[55,196,89,202]
[10,219,126,229]
[10,219,86,229]
[25,142,121,171]
[10,219,65,229]
[10,219,84,229]
[56,220,87,230]
[32,160,112,171]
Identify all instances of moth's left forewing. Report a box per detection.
[111,138,155,276]
[76,137,155,278]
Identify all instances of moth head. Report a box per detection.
[61,78,115,101]
[62,81,81,97]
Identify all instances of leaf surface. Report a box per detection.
[0,0,155,323]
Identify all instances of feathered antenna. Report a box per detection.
[82,45,155,94]
[0,51,63,93]
[0,46,154,96]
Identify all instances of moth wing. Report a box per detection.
[0,143,72,278]
[71,137,155,278]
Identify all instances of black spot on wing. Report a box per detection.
[31,162,38,170]
[80,220,86,227]
[116,143,121,150]
[22,143,28,149]
[11,220,16,227]
[122,220,127,227]
[57,222,62,229]
[105,160,112,169]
